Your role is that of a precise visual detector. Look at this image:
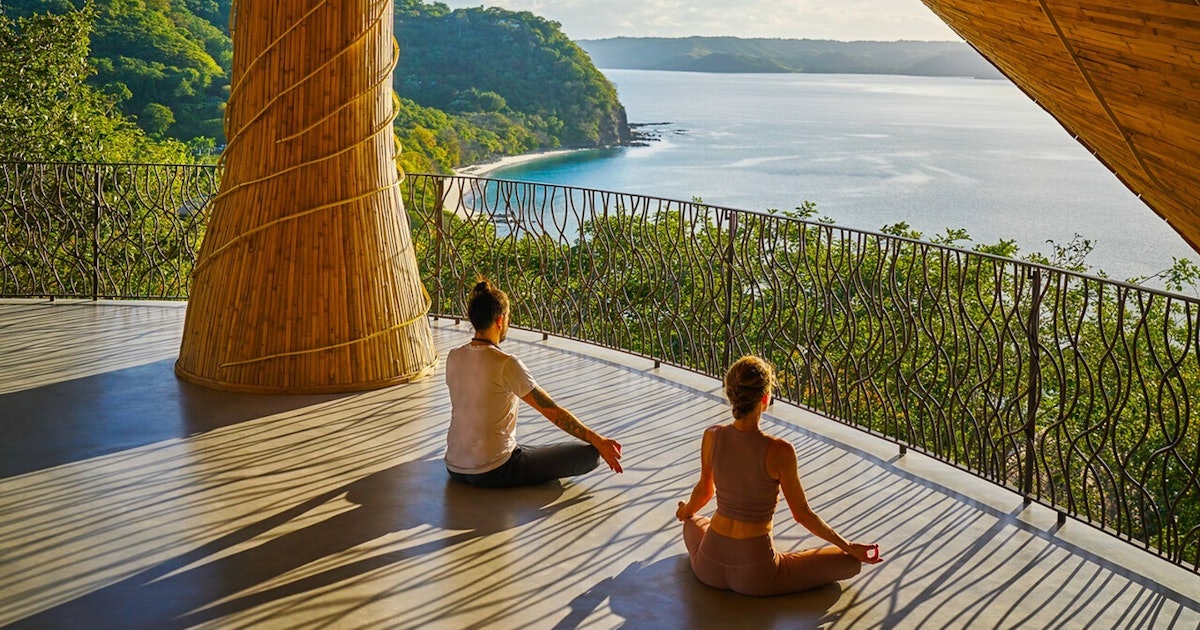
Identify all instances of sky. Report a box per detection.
[435,0,961,41]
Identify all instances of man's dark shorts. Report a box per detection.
[447,443,600,488]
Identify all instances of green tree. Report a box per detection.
[141,102,175,137]
[449,88,507,114]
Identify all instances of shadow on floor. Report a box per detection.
[0,358,344,479]
[555,555,845,629]
[11,457,583,629]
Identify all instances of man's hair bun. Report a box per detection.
[467,279,509,331]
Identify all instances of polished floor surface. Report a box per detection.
[1,300,1198,629]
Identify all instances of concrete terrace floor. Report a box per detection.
[1,300,1198,629]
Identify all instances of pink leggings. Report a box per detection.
[682,516,861,596]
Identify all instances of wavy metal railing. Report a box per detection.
[2,162,1197,572]
[0,162,214,299]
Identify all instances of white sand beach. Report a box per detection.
[434,149,584,220]
[454,148,583,178]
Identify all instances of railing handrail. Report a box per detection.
[2,161,1189,300]
[443,173,1199,302]
[0,159,217,169]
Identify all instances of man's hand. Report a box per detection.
[592,435,623,473]
[523,387,623,474]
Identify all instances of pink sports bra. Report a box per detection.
[712,425,779,523]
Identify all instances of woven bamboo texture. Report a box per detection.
[921,0,1200,255]
[176,0,438,393]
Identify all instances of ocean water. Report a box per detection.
[491,69,1198,283]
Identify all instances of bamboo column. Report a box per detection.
[176,0,438,393]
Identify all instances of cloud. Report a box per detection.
[435,0,959,41]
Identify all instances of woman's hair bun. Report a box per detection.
[472,280,491,294]
[724,355,775,419]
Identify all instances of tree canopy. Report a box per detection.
[0,4,190,162]
[4,0,232,148]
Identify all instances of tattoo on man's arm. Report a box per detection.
[533,388,590,440]
[553,412,589,441]
[531,388,558,410]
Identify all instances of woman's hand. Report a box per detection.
[847,543,883,564]
[676,501,693,521]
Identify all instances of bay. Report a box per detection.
[491,69,1198,284]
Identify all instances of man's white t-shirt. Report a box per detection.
[444,342,538,474]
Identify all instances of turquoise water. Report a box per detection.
[492,70,1197,283]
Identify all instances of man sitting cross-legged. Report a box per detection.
[444,280,623,488]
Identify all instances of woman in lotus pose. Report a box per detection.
[676,356,882,596]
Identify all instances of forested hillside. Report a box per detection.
[395,0,630,154]
[3,0,232,156]
[578,37,1005,79]
[0,5,194,162]
[1,0,630,171]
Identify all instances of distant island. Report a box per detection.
[576,37,1006,79]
